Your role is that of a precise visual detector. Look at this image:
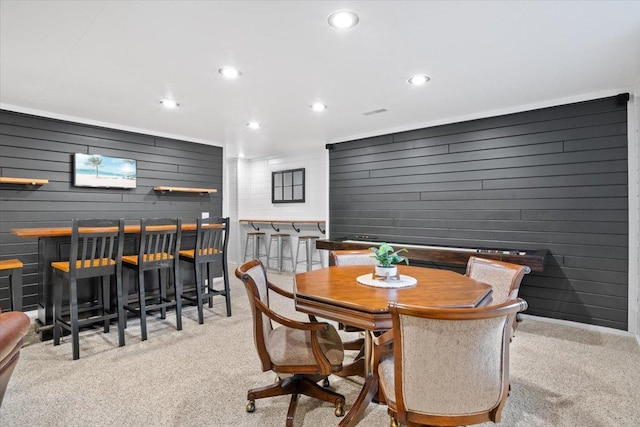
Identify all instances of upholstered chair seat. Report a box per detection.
[266,324,344,368]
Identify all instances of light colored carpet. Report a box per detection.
[2,266,640,426]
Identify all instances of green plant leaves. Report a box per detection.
[369,242,409,267]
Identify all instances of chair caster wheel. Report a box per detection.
[322,377,330,388]
[246,400,255,413]
[335,402,345,417]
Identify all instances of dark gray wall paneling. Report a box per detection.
[328,96,628,330]
[0,110,223,311]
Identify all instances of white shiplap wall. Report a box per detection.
[231,149,329,267]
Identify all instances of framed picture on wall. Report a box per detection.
[74,153,137,189]
[272,168,305,203]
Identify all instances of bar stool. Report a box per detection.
[294,235,323,272]
[51,218,125,360]
[179,217,231,323]
[0,259,23,312]
[243,232,268,263]
[266,233,294,272]
[122,218,182,341]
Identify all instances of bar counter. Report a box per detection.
[11,223,220,338]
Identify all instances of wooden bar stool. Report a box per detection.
[294,235,323,272]
[0,259,23,312]
[243,232,268,263]
[51,219,125,360]
[266,233,294,272]
[122,218,182,341]
[179,217,231,323]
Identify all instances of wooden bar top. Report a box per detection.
[11,223,224,238]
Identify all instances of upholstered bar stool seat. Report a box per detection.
[0,259,23,312]
[294,235,323,272]
[266,233,294,273]
[243,232,268,263]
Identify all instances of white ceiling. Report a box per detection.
[1,1,639,159]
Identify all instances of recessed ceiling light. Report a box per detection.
[327,10,359,29]
[218,67,242,79]
[160,99,179,108]
[247,121,261,130]
[238,152,245,158]
[407,74,431,86]
[311,102,327,112]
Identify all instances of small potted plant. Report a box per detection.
[370,242,409,278]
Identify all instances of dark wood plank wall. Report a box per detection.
[0,110,223,311]
[328,96,628,330]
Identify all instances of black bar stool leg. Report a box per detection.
[138,269,147,341]
[101,275,110,333]
[194,262,204,324]
[70,278,80,361]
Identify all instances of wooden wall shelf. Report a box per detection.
[153,186,217,194]
[0,177,49,186]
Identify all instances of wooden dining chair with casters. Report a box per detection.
[122,218,182,341]
[179,217,231,324]
[466,256,529,335]
[235,260,346,426]
[51,218,125,360]
[377,298,528,427]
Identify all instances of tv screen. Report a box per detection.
[74,153,137,189]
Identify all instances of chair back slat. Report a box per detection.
[69,218,125,279]
[194,217,229,262]
[137,218,182,268]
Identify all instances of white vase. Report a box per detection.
[375,265,397,278]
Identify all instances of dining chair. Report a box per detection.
[179,217,231,323]
[377,298,528,427]
[330,249,377,266]
[122,218,182,341]
[465,256,529,304]
[235,259,345,426]
[51,218,125,360]
[465,256,529,335]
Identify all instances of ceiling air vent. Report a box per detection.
[362,108,387,116]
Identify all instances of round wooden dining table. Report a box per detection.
[294,264,493,427]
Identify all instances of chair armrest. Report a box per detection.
[253,297,338,375]
[0,311,30,363]
[267,282,295,300]
[254,297,328,332]
[373,329,394,347]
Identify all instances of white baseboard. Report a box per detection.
[520,313,634,338]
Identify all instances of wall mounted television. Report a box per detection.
[74,153,137,189]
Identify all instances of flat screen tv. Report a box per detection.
[74,153,137,189]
